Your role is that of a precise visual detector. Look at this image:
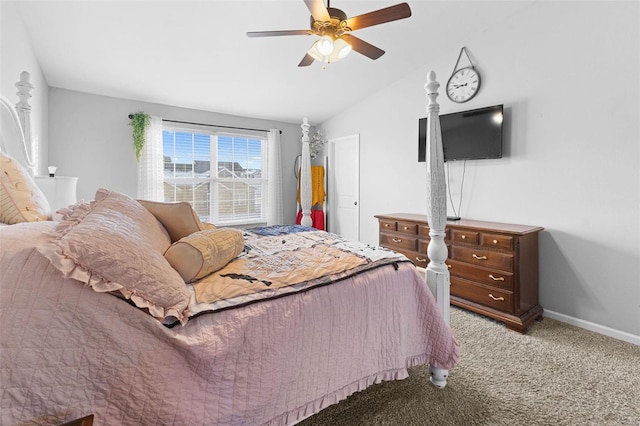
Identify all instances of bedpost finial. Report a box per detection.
[301,117,310,142]
[424,70,440,114]
[20,71,31,83]
[15,71,34,111]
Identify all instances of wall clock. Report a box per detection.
[446,47,481,103]
[446,67,481,103]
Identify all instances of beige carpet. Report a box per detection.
[299,307,640,425]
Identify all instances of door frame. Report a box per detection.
[327,133,360,240]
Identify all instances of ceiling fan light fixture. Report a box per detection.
[334,38,352,59]
[306,36,352,64]
[307,43,326,62]
[316,35,335,56]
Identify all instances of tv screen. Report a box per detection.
[419,104,503,162]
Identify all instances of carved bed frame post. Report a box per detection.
[15,71,34,150]
[2,71,36,175]
[0,71,35,176]
[425,71,451,388]
[299,117,313,227]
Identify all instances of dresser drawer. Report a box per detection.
[451,277,514,314]
[452,229,479,244]
[481,233,514,250]
[396,221,418,235]
[403,249,429,268]
[380,233,417,252]
[448,260,514,290]
[379,220,396,232]
[451,246,514,272]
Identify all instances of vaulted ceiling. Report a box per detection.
[15,1,535,124]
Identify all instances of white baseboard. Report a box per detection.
[543,310,639,346]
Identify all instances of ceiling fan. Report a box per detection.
[246,0,412,67]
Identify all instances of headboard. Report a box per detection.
[0,71,36,176]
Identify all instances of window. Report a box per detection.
[162,127,267,226]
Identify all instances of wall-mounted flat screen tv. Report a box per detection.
[419,104,503,162]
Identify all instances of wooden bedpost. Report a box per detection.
[300,117,313,227]
[425,71,451,388]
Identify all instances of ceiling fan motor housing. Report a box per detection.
[310,7,349,36]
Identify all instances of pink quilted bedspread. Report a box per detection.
[0,222,458,425]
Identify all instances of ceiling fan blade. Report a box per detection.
[247,30,311,37]
[341,34,385,60]
[345,2,412,31]
[298,53,315,67]
[304,0,331,22]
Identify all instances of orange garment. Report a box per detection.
[297,166,326,207]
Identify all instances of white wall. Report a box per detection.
[48,88,303,225]
[321,2,639,337]
[0,1,48,175]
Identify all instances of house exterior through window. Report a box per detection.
[162,127,267,226]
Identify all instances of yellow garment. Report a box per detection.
[297,165,326,207]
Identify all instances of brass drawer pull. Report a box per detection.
[447,264,452,269]
[384,223,390,227]
[472,254,488,260]
[489,274,505,281]
[493,239,499,244]
[489,294,505,301]
[416,257,427,263]
[461,235,466,239]
[403,226,410,230]
[392,238,402,243]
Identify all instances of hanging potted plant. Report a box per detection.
[129,112,151,161]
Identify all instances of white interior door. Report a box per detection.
[328,134,359,240]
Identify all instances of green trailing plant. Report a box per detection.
[130,112,151,161]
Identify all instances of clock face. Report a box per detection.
[446,67,481,103]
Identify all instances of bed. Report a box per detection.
[0,71,456,425]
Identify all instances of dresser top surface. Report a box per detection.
[375,213,544,235]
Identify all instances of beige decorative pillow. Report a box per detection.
[0,152,51,224]
[138,199,205,242]
[38,188,191,325]
[165,228,245,283]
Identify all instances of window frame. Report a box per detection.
[162,124,269,227]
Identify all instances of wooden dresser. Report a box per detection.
[375,213,544,333]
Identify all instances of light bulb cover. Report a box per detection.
[316,36,334,56]
[334,38,352,59]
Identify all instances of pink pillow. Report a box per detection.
[38,188,191,325]
[0,152,51,224]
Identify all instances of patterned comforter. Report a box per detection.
[186,225,412,320]
[0,222,459,425]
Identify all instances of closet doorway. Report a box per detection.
[328,134,360,240]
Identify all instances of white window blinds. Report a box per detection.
[162,127,267,226]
